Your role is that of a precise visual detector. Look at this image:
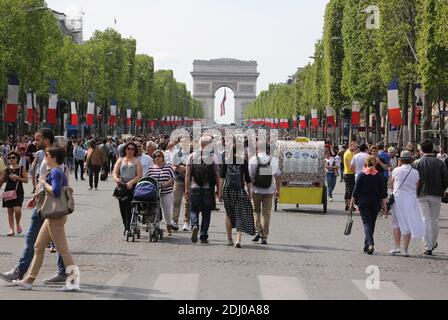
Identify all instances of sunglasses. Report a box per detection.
[154,155,163,159]
[126,148,136,151]
[8,157,17,160]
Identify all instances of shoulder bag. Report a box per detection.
[37,169,75,219]
[387,168,412,209]
[2,167,22,201]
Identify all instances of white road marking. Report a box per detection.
[258,275,309,300]
[94,273,130,300]
[150,273,199,300]
[352,280,413,300]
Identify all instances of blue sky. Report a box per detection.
[46,0,328,122]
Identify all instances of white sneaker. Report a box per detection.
[12,279,33,290]
[329,198,333,202]
[402,251,411,257]
[183,223,190,232]
[389,248,401,255]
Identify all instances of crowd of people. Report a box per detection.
[0,128,447,293]
[336,140,448,257]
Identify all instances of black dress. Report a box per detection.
[2,167,25,208]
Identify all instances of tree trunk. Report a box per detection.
[410,89,416,145]
[422,93,432,140]
[375,96,381,143]
[402,83,410,147]
[384,115,389,146]
[365,104,370,143]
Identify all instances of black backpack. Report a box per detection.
[192,154,215,187]
[253,156,273,189]
[225,164,243,189]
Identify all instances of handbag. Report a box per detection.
[442,193,448,204]
[387,168,412,209]
[2,167,22,202]
[37,169,75,219]
[113,183,129,201]
[344,210,354,236]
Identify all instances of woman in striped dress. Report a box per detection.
[218,147,255,248]
[146,150,175,236]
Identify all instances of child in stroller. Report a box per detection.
[127,177,163,242]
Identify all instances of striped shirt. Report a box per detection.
[146,164,175,195]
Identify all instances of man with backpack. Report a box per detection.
[185,136,221,244]
[248,148,281,245]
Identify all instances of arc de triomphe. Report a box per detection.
[191,58,260,126]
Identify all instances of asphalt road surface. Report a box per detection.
[1,175,447,300]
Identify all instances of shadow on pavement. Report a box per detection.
[72,251,138,257]
[19,284,165,300]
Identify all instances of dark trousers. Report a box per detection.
[210,181,217,209]
[89,165,101,188]
[109,156,116,173]
[103,162,109,176]
[118,189,134,231]
[344,174,355,200]
[190,189,213,241]
[359,205,379,248]
[74,160,84,180]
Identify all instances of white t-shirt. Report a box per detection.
[164,147,179,165]
[139,154,153,177]
[248,153,281,195]
[351,152,369,177]
[324,157,339,174]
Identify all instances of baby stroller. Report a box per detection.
[127,177,163,243]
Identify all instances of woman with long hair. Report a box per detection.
[351,156,388,255]
[2,151,28,236]
[218,140,255,248]
[112,142,142,236]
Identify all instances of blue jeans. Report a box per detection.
[17,209,66,277]
[190,189,213,241]
[326,173,337,198]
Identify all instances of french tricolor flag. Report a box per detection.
[110,101,117,126]
[26,92,37,124]
[127,109,132,126]
[71,101,78,126]
[48,94,58,125]
[86,101,95,126]
[311,109,319,128]
[137,111,142,127]
[388,79,403,126]
[326,106,335,127]
[5,75,19,123]
[300,116,307,129]
[292,116,298,128]
[352,101,361,125]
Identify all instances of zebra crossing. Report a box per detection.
[90,273,414,300]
